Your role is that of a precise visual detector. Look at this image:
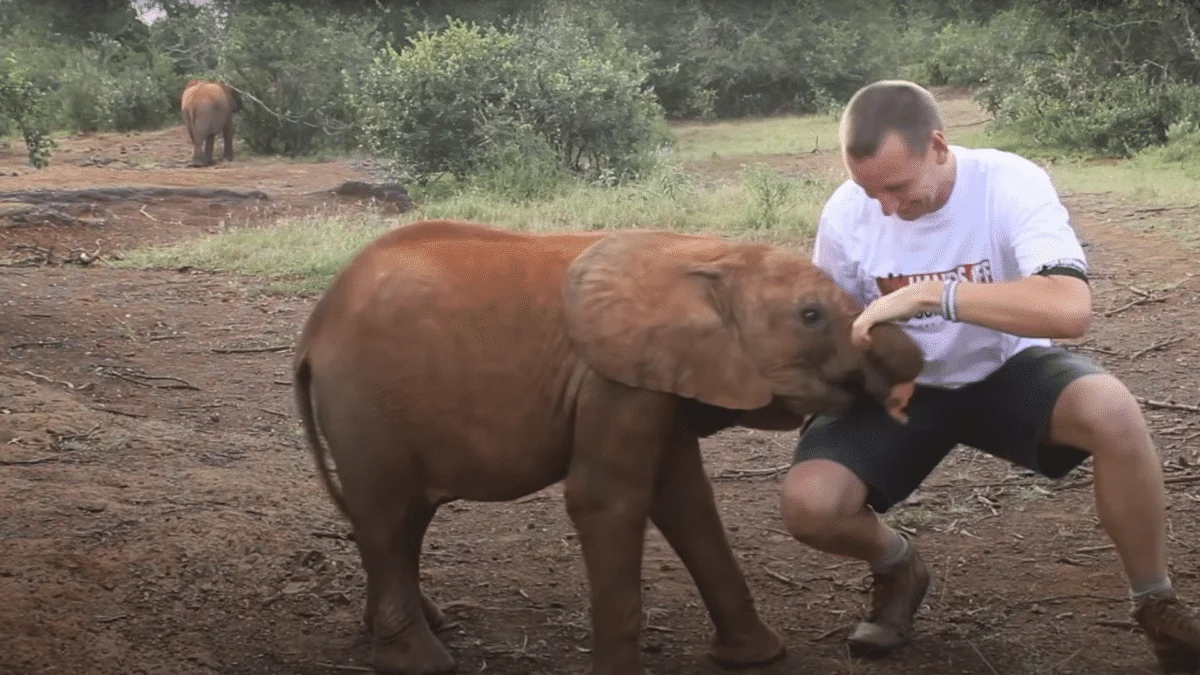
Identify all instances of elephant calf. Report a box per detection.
[180,79,242,167]
[292,219,924,675]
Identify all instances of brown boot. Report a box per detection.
[847,534,930,658]
[1132,590,1200,673]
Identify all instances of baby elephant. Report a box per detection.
[292,219,924,675]
[180,79,242,167]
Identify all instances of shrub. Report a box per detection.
[219,5,381,156]
[0,55,56,168]
[353,12,668,186]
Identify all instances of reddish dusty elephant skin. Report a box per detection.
[292,219,924,675]
[180,79,242,167]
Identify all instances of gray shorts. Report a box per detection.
[792,345,1107,513]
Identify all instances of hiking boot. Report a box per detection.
[1132,590,1200,673]
[847,534,930,658]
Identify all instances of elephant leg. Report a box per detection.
[365,587,445,633]
[190,132,206,167]
[222,119,235,162]
[354,500,454,675]
[649,433,786,668]
[203,134,215,166]
[564,386,673,675]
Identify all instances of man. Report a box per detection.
[781,79,1200,672]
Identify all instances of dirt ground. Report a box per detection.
[2,99,1200,675]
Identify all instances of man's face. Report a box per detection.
[844,130,950,221]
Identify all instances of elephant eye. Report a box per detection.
[799,305,824,327]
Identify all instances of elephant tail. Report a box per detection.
[293,354,351,519]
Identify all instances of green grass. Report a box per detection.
[115,101,1200,292]
[668,113,842,161]
[116,159,839,292]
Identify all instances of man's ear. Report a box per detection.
[930,130,950,163]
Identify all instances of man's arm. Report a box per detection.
[892,274,1091,339]
[850,160,1093,346]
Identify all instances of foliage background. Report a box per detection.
[1,0,1198,171]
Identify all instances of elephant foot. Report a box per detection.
[371,634,456,675]
[364,591,445,633]
[708,623,787,670]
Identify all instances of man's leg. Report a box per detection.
[959,346,1200,672]
[781,391,959,657]
[1045,373,1200,672]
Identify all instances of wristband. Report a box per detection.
[940,279,960,322]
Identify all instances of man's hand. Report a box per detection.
[851,280,942,349]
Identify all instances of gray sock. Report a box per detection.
[1130,575,1173,602]
[870,530,909,574]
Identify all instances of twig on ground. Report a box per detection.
[314,663,374,673]
[91,405,147,418]
[967,640,1001,675]
[1131,335,1186,360]
[21,370,89,390]
[99,367,199,391]
[257,407,288,418]
[211,344,292,354]
[1103,295,1166,317]
[811,623,852,641]
[7,339,65,349]
[761,566,798,587]
[1138,397,1200,414]
[94,613,129,624]
[1009,594,1125,609]
[0,456,59,466]
[711,463,790,480]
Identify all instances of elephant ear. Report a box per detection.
[563,230,774,410]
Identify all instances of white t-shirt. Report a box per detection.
[812,146,1088,389]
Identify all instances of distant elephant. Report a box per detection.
[292,219,924,675]
[180,79,242,167]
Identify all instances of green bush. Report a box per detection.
[0,55,56,168]
[219,5,380,156]
[989,57,1188,157]
[353,13,668,186]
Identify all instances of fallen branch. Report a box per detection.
[761,566,799,587]
[91,405,147,419]
[1137,397,1200,414]
[967,640,1001,675]
[0,456,58,466]
[1102,295,1165,317]
[100,367,199,391]
[211,344,292,354]
[21,370,89,390]
[7,339,65,349]
[1130,335,1186,360]
[1165,473,1200,486]
[314,663,373,673]
[711,463,790,480]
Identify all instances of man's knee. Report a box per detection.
[1050,373,1152,457]
[781,459,870,543]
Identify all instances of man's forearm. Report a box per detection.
[913,275,1093,339]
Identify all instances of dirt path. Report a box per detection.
[2,121,1199,675]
